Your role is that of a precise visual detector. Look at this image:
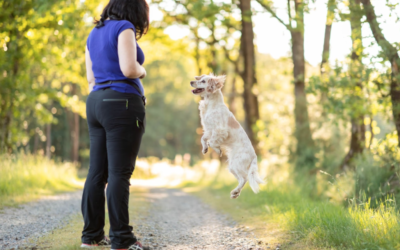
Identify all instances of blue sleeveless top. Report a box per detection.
[87,20,145,96]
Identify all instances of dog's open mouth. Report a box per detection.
[192,88,205,94]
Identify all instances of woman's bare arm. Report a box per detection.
[85,46,96,92]
[118,29,146,79]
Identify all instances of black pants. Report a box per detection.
[81,88,145,249]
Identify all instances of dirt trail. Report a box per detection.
[0,188,267,250]
[0,191,82,250]
[133,188,264,250]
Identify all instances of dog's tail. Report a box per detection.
[248,157,265,193]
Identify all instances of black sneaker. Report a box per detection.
[80,236,111,248]
[111,241,151,250]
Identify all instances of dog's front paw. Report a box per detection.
[202,147,208,154]
[214,148,222,157]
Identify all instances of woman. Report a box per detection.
[81,0,150,249]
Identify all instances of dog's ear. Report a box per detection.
[207,79,216,93]
[207,76,225,93]
[194,74,206,80]
[216,75,226,86]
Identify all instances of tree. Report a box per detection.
[67,84,81,163]
[320,0,336,75]
[239,0,260,153]
[361,0,400,147]
[256,0,315,166]
[341,0,366,169]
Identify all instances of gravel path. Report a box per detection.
[133,188,265,250]
[0,191,82,250]
[0,188,268,250]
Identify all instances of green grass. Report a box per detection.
[0,153,82,208]
[183,167,400,250]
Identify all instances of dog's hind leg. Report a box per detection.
[229,167,247,199]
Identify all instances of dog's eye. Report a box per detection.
[202,80,206,83]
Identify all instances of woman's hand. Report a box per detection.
[89,82,95,92]
[139,66,146,79]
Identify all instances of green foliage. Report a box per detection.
[0,0,91,152]
[307,63,372,122]
[353,133,400,204]
[0,153,81,208]
[185,166,400,250]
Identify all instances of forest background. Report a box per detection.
[1,0,400,224]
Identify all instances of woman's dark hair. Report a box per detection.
[95,0,149,40]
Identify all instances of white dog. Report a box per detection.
[191,73,264,198]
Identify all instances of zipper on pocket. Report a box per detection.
[136,117,142,128]
[103,99,129,109]
[136,117,145,133]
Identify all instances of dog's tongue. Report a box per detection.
[192,88,202,93]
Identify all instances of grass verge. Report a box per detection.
[33,187,150,250]
[182,168,400,250]
[0,153,83,208]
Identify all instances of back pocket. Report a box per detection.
[103,99,129,109]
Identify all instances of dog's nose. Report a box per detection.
[190,81,196,86]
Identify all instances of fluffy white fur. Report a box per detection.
[190,73,264,199]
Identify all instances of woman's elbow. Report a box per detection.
[121,67,141,79]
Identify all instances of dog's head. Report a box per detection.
[190,74,226,96]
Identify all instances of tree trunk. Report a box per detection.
[33,129,39,154]
[361,0,400,146]
[45,123,52,159]
[69,112,80,163]
[256,0,315,164]
[67,84,80,163]
[194,29,202,76]
[0,110,12,152]
[341,0,365,170]
[320,0,335,74]
[228,76,237,116]
[291,1,314,164]
[239,0,260,153]
[207,27,218,74]
[194,31,204,151]
[342,117,365,169]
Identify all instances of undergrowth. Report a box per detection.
[0,153,82,208]
[183,164,400,250]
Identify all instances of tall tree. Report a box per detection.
[256,0,315,166]
[45,124,52,159]
[320,0,336,75]
[66,84,80,163]
[239,0,260,152]
[361,0,400,146]
[319,0,336,120]
[341,0,366,169]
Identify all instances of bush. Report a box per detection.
[0,153,81,207]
